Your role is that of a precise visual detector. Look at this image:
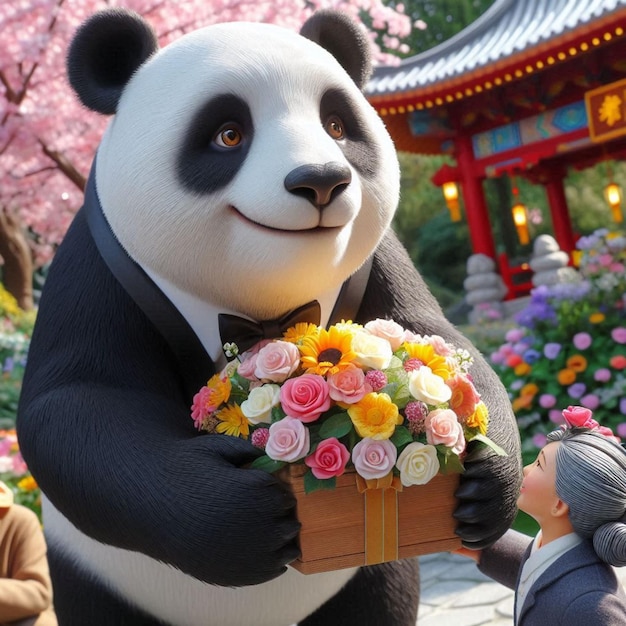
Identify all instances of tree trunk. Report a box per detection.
[0,209,33,311]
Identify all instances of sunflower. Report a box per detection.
[300,325,356,376]
[215,404,250,439]
[403,342,452,380]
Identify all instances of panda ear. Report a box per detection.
[67,8,159,115]
[300,10,372,90]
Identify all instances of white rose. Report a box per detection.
[240,384,281,425]
[364,319,406,351]
[351,330,393,370]
[408,366,452,405]
[396,442,439,486]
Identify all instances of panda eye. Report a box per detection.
[325,115,345,140]
[214,124,243,148]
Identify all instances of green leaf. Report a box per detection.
[471,434,508,457]
[248,456,286,473]
[437,448,465,474]
[304,471,336,494]
[319,412,353,439]
[390,425,413,448]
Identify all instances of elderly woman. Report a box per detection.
[457,406,626,625]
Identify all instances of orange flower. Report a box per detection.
[512,394,534,412]
[403,342,451,380]
[17,475,38,492]
[557,368,576,385]
[282,322,318,344]
[514,363,531,376]
[589,312,605,324]
[347,392,402,440]
[466,401,489,435]
[215,404,249,439]
[520,383,539,397]
[566,354,587,373]
[447,375,480,419]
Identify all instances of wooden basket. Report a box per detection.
[280,465,461,574]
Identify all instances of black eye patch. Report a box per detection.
[320,88,379,178]
[177,94,253,194]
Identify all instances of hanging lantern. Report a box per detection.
[442,181,461,222]
[604,182,624,223]
[512,201,530,245]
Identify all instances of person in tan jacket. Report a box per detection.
[0,481,56,626]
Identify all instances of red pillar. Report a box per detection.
[544,172,576,254]
[456,135,496,259]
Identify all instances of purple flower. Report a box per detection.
[544,343,562,359]
[580,394,600,410]
[549,409,563,424]
[539,394,557,409]
[505,328,525,343]
[594,368,612,383]
[567,383,586,399]
[572,332,592,350]
[532,433,548,448]
[617,423,626,438]
[621,398,626,416]
[522,349,541,364]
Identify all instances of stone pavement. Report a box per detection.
[416,551,626,625]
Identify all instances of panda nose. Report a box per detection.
[284,162,352,208]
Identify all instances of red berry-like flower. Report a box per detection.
[365,370,387,391]
[404,358,424,372]
[251,428,270,449]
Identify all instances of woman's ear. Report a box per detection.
[551,499,570,518]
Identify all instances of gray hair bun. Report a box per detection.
[593,516,626,568]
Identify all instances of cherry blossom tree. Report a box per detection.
[0,0,411,309]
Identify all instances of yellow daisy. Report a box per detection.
[347,392,402,439]
[282,322,319,344]
[300,325,356,376]
[215,404,250,439]
[466,401,489,435]
[403,342,452,380]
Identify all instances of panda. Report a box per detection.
[17,8,522,626]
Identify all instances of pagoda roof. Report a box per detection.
[366,0,626,107]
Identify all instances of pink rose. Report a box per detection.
[364,319,406,351]
[305,438,350,479]
[254,340,300,383]
[265,416,310,462]
[612,327,626,344]
[280,374,331,423]
[425,409,465,453]
[562,405,598,429]
[351,438,397,480]
[427,334,457,357]
[327,365,372,404]
[237,340,271,381]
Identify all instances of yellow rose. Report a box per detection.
[408,366,452,405]
[348,392,402,440]
[351,331,393,370]
[396,442,439,486]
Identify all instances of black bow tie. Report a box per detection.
[218,300,321,355]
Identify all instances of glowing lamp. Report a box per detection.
[604,182,624,223]
[511,202,530,245]
[442,181,461,222]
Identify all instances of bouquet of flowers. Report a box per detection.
[192,318,503,493]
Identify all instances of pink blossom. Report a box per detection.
[351,438,397,480]
[305,438,350,479]
[572,332,592,350]
[539,394,557,409]
[505,328,525,343]
[427,335,456,357]
[580,394,600,411]
[365,370,387,391]
[327,364,372,404]
[265,417,310,462]
[611,327,626,344]
[190,386,214,428]
[594,368,612,383]
[364,318,406,350]
[251,428,270,449]
[562,405,598,429]
[425,409,465,453]
[617,423,626,438]
[254,340,300,383]
[532,433,548,448]
[280,374,331,423]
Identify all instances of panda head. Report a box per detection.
[68,9,400,319]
